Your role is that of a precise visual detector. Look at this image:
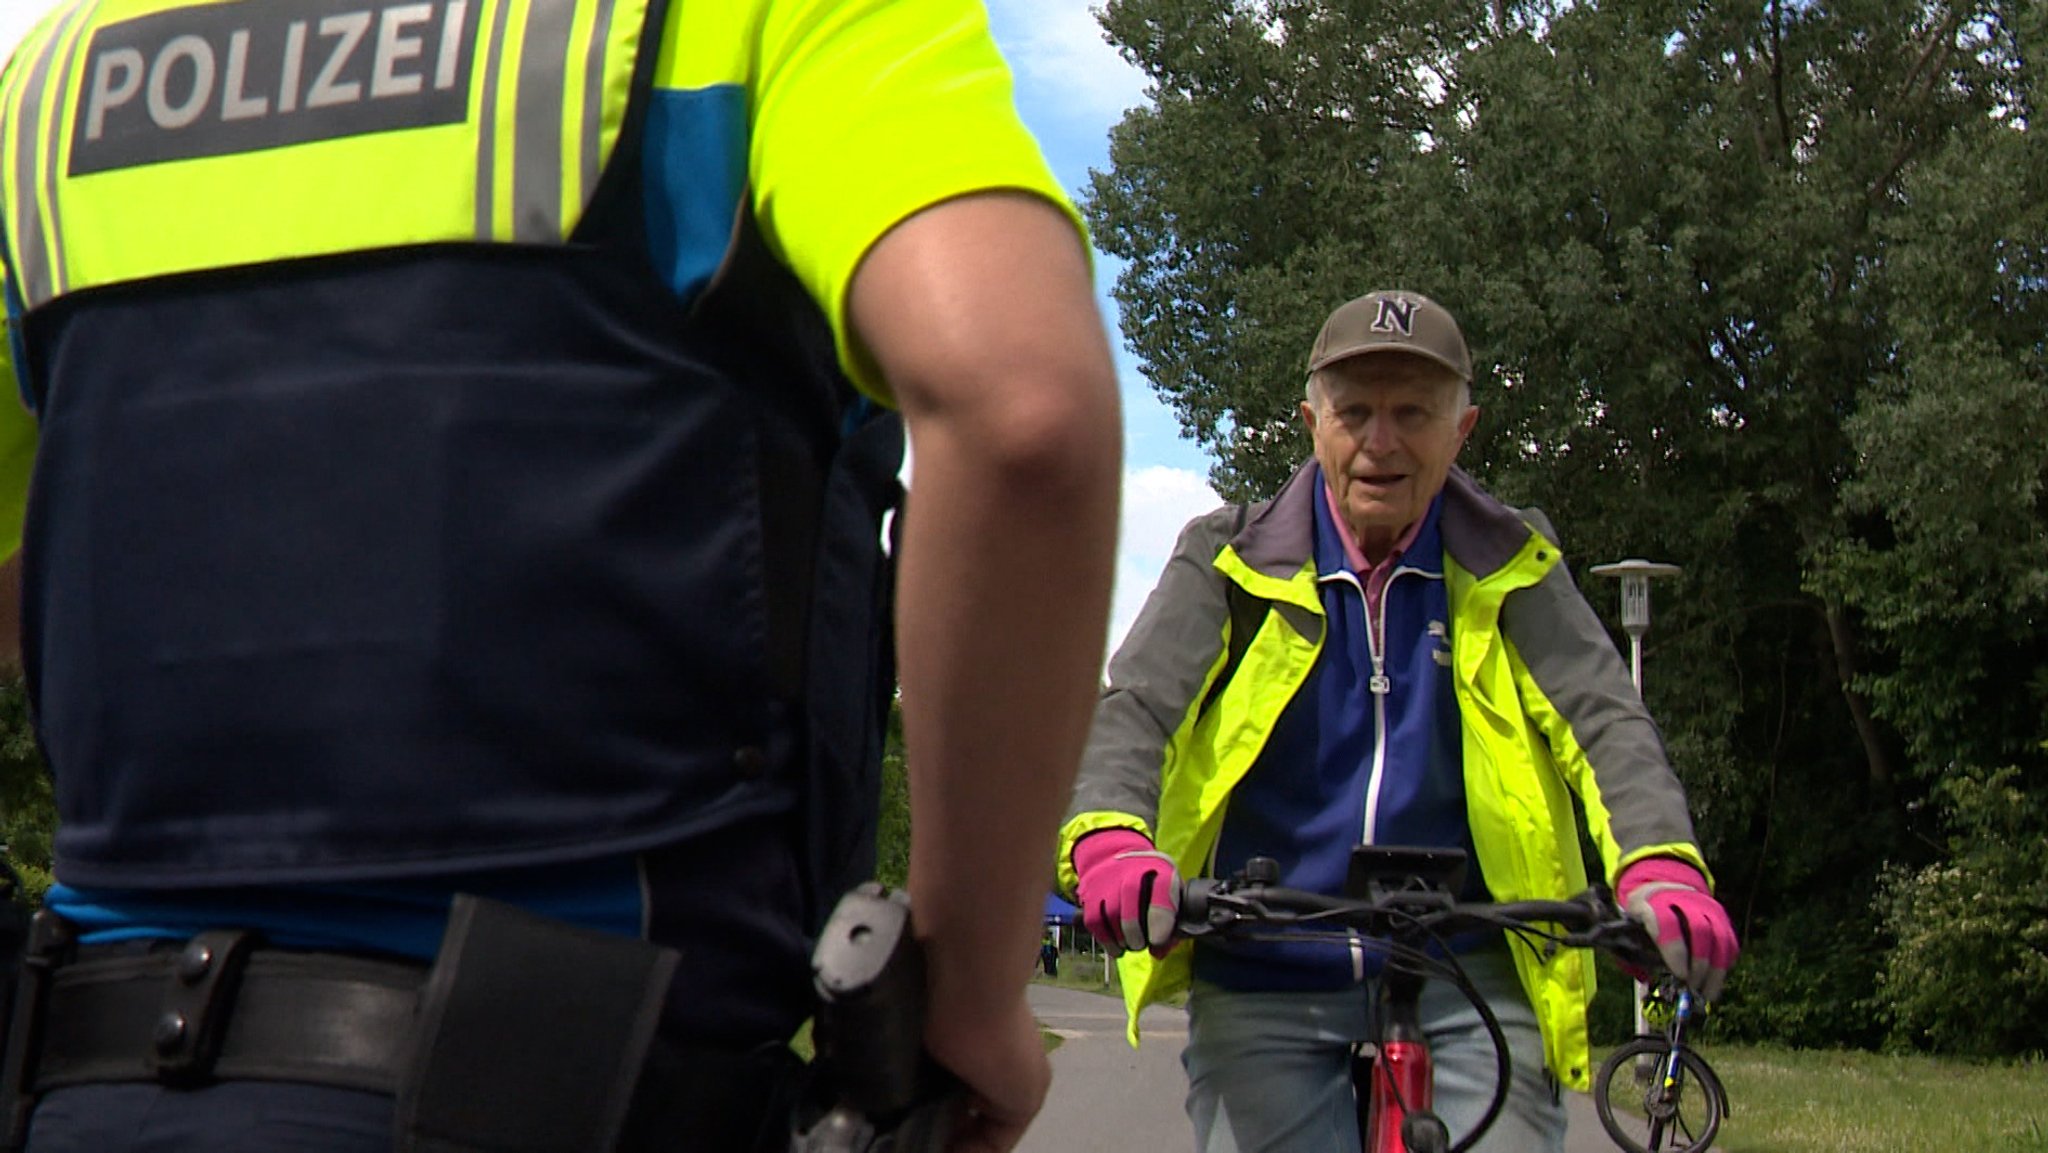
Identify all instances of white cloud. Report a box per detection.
[1109,464,1222,654]
[1120,464,1220,564]
[900,451,1220,658]
[0,8,41,63]
[986,1,1149,124]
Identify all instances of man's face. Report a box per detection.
[1300,356,1478,559]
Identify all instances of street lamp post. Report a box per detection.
[1589,558,1681,692]
[1588,558,1682,1055]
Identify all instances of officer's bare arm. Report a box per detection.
[848,189,1121,1135]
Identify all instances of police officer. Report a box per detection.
[0,1,1122,1150]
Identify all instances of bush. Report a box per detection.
[0,678,54,908]
[1586,954,1646,1045]
[1709,895,1889,1050]
[1878,766,2048,1058]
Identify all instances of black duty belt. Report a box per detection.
[2,904,804,1153]
[36,931,424,1093]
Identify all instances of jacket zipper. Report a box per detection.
[1325,568,1394,983]
[1356,561,1443,846]
[1349,562,1441,979]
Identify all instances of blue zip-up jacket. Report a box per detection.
[1198,471,1473,990]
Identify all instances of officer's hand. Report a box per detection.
[924,990,1047,1153]
[1616,857,1740,1001]
[1072,829,1181,958]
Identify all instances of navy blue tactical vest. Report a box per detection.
[11,2,899,934]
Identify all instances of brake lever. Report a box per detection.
[1586,918,1664,976]
[1177,883,1275,938]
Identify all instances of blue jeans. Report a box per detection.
[1182,949,1565,1153]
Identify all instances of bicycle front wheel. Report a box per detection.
[1592,1038,1726,1153]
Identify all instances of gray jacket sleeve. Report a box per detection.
[1500,513,1701,865]
[1063,504,1242,832]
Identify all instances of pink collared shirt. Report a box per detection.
[1320,482,1424,651]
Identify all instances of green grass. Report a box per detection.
[1033,953,1123,996]
[1031,953,1126,1040]
[1615,1043,2048,1153]
[1032,952,1189,1006]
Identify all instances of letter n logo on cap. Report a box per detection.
[1372,296,1418,336]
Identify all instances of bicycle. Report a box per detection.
[1176,845,1669,1153]
[1591,974,1727,1153]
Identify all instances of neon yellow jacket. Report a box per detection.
[1058,463,1711,1090]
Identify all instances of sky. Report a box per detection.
[978,1,1228,648]
[0,1,1228,649]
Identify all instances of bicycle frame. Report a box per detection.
[1359,965,1447,1153]
[1640,982,1709,1129]
[1652,984,1700,1073]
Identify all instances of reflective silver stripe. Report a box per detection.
[8,2,89,308]
[37,7,83,300]
[577,0,619,209]
[7,32,60,305]
[472,0,512,238]
[510,0,575,241]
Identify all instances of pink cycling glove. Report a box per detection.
[1616,858,1739,1001]
[1072,829,1182,958]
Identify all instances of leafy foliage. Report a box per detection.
[1710,884,1889,1050]
[1877,766,2048,1057]
[1086,0,2046,1050]
[0,678,53,907]
[875,699,910,890]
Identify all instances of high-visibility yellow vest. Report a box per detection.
[3,0,648,309]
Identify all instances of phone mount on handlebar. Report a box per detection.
[1343,845,1469,906]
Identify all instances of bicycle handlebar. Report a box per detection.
[1173,865,1667,1153]
[1177,876,1664,974]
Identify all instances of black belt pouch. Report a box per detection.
[395,895,679,1153]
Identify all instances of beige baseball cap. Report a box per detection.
[1306,290,1471,382]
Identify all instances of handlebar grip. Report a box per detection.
[1176,878,1220,934]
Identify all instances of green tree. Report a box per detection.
[0,326,55,909]
[1086,0,2044,1049]
[875,698,910,889]
[1812,24,2048,778]
[0,678,54,907]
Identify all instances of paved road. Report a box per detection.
[1021,982,1702,1153]
[1021,982,1192,1153]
